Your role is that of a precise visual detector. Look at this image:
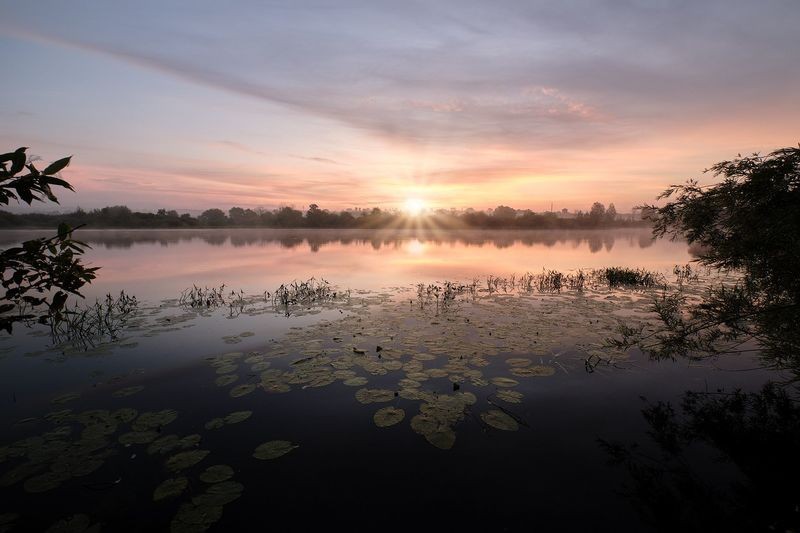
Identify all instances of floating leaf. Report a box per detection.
[148,434,201,455]
[154,477,188,502]
[490,377,519,388]
[425,428,456,450]
[166,450,210,472]
[510,365,556,377]
[481,410,519,431]
[24,472,66,493]
[253,440,298,460]
[506,358,531,367]
[44,514,93,533]
[215,364,238,375]
[229,384,255,398]
[171,502,223,532]
[111,408,138,424]
[191,480,244,506]
[51,393,80,405]
[214,374,238,387]
[496,390,523,404]
[0,462,46,487]
[342,377,368,386]
[373,407,405,428]
[199,465,234,483]
[354,388,395,404]
[133,410,178,431]
[119,431,159,445]
[112,386,144,398]
[204,419,225,430]
[221,412,250,426]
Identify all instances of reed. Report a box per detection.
[49,291,139,348]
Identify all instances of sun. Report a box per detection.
[403,197,426,217]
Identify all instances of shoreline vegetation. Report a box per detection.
[0,202,651,230]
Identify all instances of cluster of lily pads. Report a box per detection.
[198,280,658,451]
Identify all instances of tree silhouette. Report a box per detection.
[614,146,800,369]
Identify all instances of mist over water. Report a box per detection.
[0,228,689,300]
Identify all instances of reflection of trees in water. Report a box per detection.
[0,228,660,253]
[639,233,655,248]
[602,384,800,532]
[603,147,800,531]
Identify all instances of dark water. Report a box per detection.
[0,229,781,531]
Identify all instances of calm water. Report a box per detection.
[0,229,779,531]
[0,228,690,300]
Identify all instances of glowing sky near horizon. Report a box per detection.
[0,1,798,213]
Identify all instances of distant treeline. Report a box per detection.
[0,202,651,230]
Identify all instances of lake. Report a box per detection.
[0,228,781,531]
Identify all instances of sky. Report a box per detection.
[1,0,798,213]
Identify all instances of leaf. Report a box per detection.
[50,291,68,311]
[57,223,72,239]
[44,176,74,190]
[153,477,188,502]
[9,148,27,175]
[480,410,519,431]
[253,440,298,460]
[43,156,71,175]
[373,407,405,428]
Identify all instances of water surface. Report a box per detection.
[0,229,776,531]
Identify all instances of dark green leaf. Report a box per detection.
[43,156,71,176]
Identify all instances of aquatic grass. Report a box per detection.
[272,277,345,307]
[595,267,663,288]
[48,291,138,348]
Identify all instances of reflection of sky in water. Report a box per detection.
[0,228,690,301]
[4,228,776,532]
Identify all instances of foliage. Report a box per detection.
[615,146,800,368]
[0,148,98,333]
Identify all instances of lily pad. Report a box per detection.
[342,377,368,386]
[112,386,145,398]
[490,377,519,388]
[154,477,188,501]
[373,407,405,428]
[171,502,223,532]
[204,418,225,430]
[223,411,252,425]
[496,389,524,404]
[354,388,395,404]
[481,410,519,431]
[425,428,456,450]
[133,410,178,431]
[51,393,81,405]
[24,472,66,493]
[111,408,138,424]
[191,480,244,506]
[215,364,238,375]
[199,465,234,483]
[148,434,202,455]
[119,431,160,445]
[253,440,298,460]
[44,514,94,533]
[229,384,256,398]
[166,449,210,472]
[510,365,556,377]
[214,375,238,387]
